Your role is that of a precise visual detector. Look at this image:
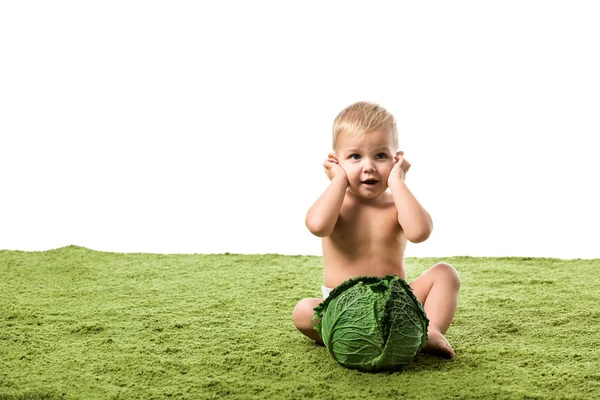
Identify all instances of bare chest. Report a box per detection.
[332,200,403,251]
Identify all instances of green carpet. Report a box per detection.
[1,246,599,399]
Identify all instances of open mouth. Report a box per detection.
[362,179,379,185]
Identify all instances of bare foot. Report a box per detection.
[422,329,455,359]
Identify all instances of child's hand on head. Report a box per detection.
[323,157,348,183]
[388,151,411,186]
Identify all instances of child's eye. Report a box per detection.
[350,154,361,160]
[376,153,388,159]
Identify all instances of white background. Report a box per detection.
[1,1,599,259]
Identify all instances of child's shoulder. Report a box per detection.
[379,191,395,205]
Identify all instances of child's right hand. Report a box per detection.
[323,158,348,183]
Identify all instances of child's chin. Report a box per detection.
[350,186,384,199]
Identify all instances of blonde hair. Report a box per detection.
[332,101,398,150]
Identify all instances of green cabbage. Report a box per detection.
[313,275,429,372]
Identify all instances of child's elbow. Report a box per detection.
[407,227,432,243]
[305,218,332,238]
[408,233,429,243]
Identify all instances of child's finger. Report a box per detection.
[323,159,338,169]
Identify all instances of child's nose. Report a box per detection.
[363,160,375,173]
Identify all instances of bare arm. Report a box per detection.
[388,153,433,243]
[305,159,349,237]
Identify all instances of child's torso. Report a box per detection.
[322,192,407,287]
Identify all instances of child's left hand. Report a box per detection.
[387,151,411,186]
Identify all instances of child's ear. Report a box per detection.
[328,152,339,162]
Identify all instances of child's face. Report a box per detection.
[333,128,397,199]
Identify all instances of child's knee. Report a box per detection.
[432,262,460,289]
[292,298,321,330]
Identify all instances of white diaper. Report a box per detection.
[321,285,333,299]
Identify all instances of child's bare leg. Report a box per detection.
[409,262,460,358]
[292,298,324,343]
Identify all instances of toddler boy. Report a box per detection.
[292,101,460,358]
